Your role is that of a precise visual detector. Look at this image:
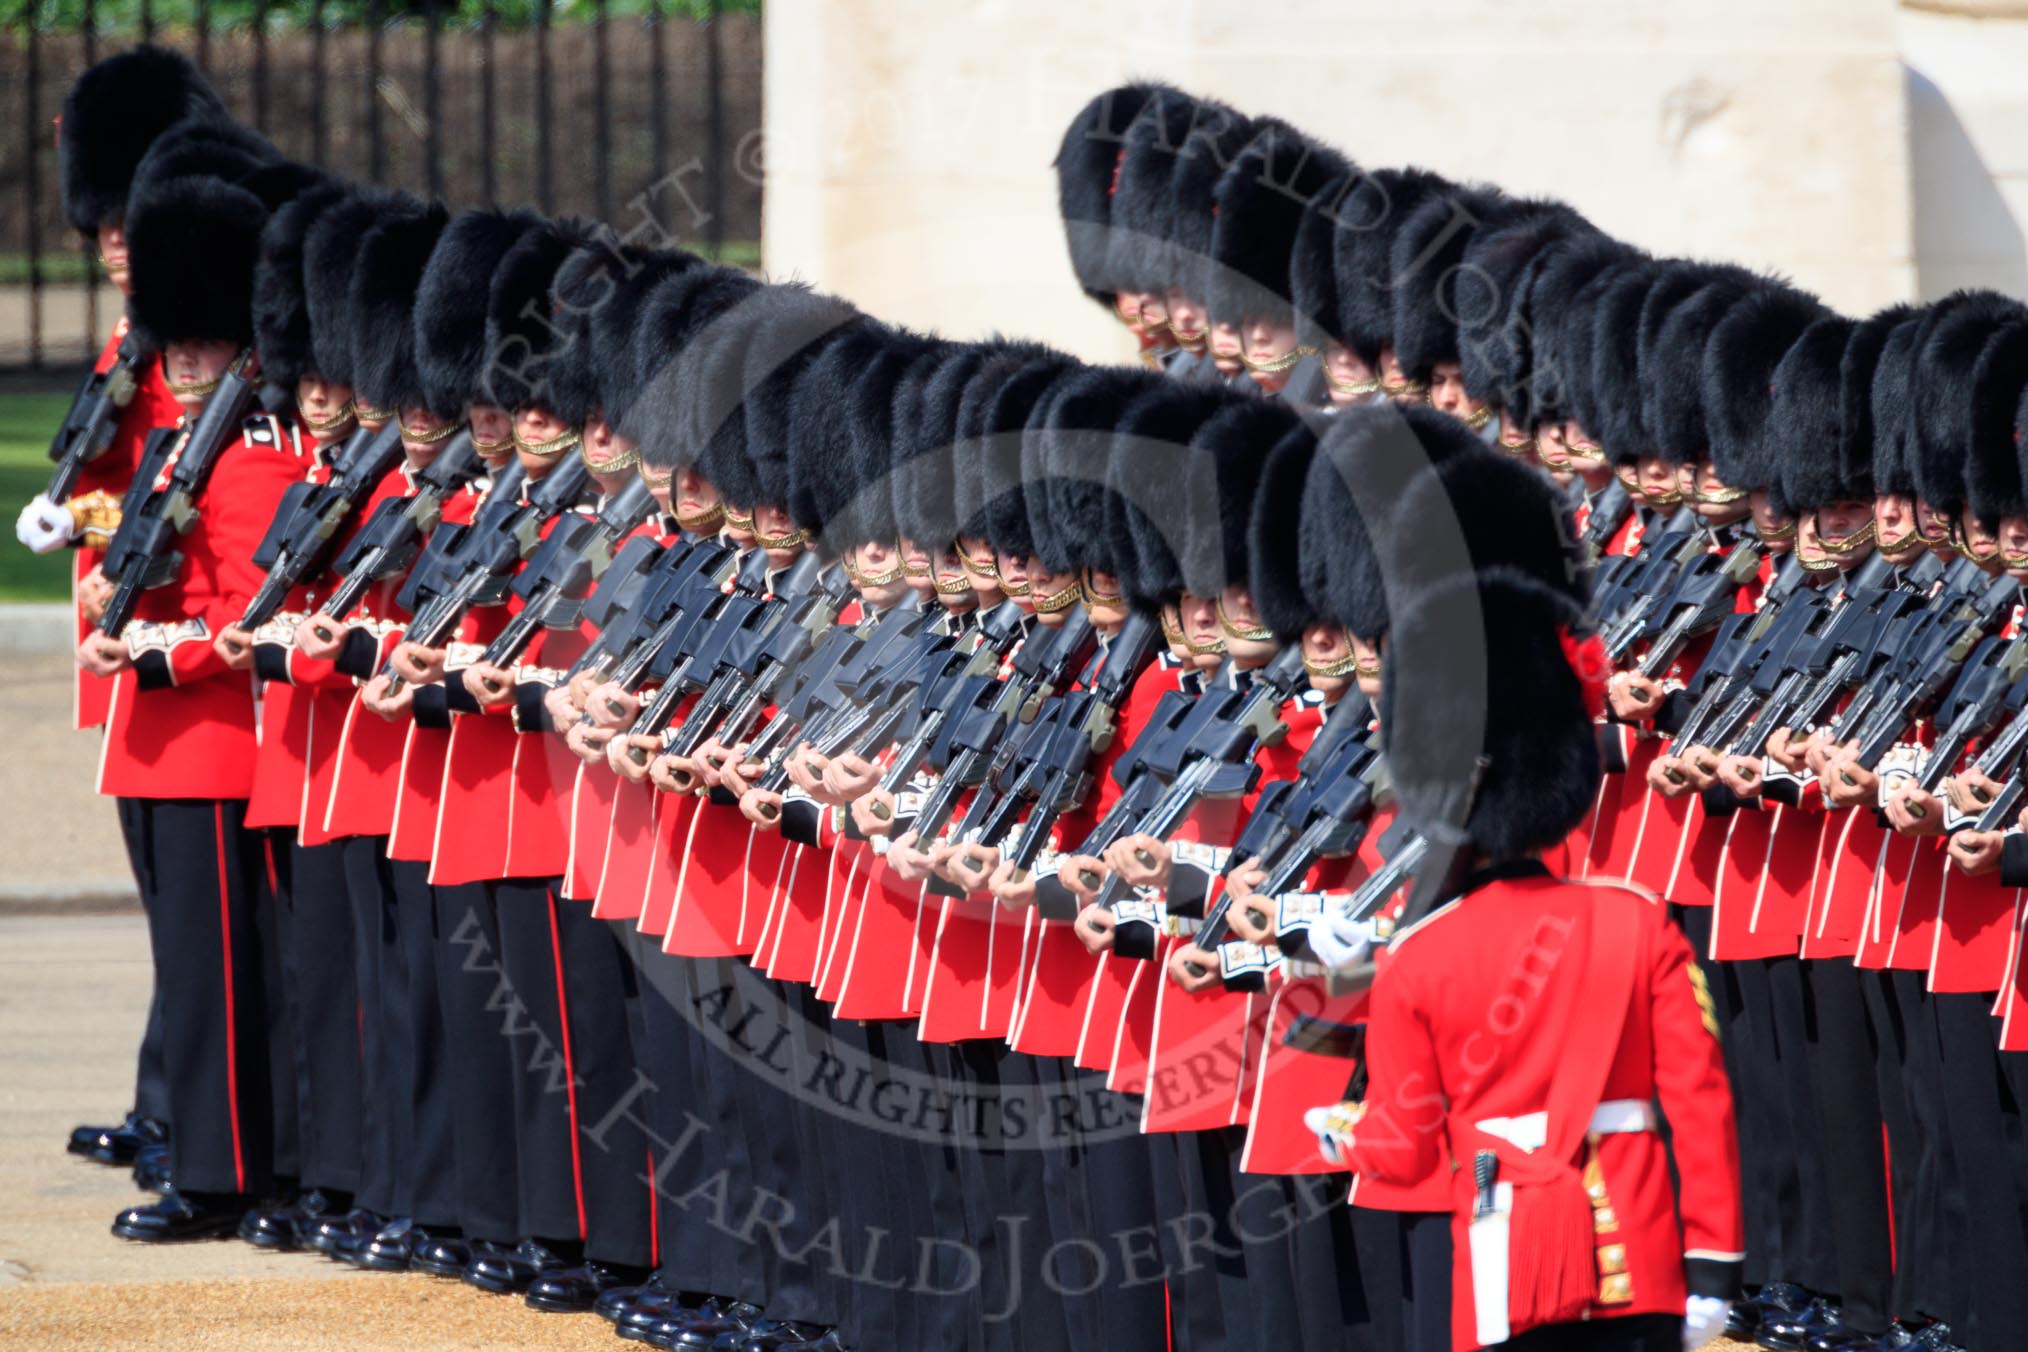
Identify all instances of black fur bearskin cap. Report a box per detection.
[60,45,230,235]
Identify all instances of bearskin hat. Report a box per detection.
[125,172,274,352]
[1503,233,1637,432]
[1635,262,1760,469]
[887,340,968,551]
[1249,420,1324,639]
[303,191,419,393]
[348,203,451,416]
[415,207,545,415]
[1700,282,1831,497]
[1768,315,1862,512]
[1108,381,1234,605]
[1911,291,2028,518]
[726,283,859,510]
[1383,565,1601,863]
[591,250,700,442]
[541,235,649,430]
[1334,167,1456,369]
[1968,322,2028,525]
[1171,103,1257,308]
[1454,201,1595,417]
[842,328,942,547]
[252,179,351,390]
[952,343,1068,546]
[60,45,229,235]
[787,316,904,547]
[1184,391,1301,596]
[1581,260,1666,463]
[1391,185,1511,387]
[1033,364,1169,578]
[1544,253,1648,462]
[125,118,280,213]
[624,265,772,478]
[1055,82,1166,307]
[1104,88,1205,300]
[972,355,1081,563]
[1845,303,1922,501]
[1207,121,1340,328]
[481,216,603,413]
[1290,161,1359,354]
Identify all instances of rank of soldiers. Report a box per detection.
[24,46,2020,1352]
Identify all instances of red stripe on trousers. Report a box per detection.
[547,889,589,1240]
[647,1147,660,1266]
[214,805,246,1193]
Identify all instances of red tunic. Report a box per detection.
[97,416,313,799]
[1346,871,1743,1350]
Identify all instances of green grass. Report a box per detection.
[0,391,88,603]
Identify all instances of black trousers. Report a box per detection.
[1865,969,1961,1325]
[115,794,171,1126]
[434,879,520,1244]
[1492,1312,1680,1351]
[391,858,462,1230]
[339,835,411,1218]
[124,797,274,1197]
[1931,990,2028,1347]
[285,837,362,1197]
[1764,955,1839,1294]
[1799,958,1893,1336]
[252,829,299,1186]
[492,878,651,1261]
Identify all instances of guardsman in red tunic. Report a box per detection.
[37,44,228,1175]
[222,178,375,1254]
[86,160,316,1242]
[1330,555,1742,1352]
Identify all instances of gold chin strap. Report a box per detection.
[1497,433,1537,458]
[398,414,462,445]
[851,559,907,588]
[1328,375,1384,398]
[1081,575,1124,608]
[580,442,641,473]
[1817,518,1877,556]
[638,464,674,489]
[1033,579,1084,615]
[303,402,357,435]
[164,371,222,399]
[1460,405,1494,432]
[934,572,977,597]
[675,502,726,534]
[1696,484,1749,505]
[1304,651,1358,679]
[723,506,756,530]
[471,432,514,457]
[1000,576,1034,598]
[354,402,396,424]
[1380,376,1428,401]
[1216,599,1275,643]
[1878,530,1924,558]
[1643,488,1687,507]
[902,559,933,578]
[1757,518,1798,543]
[1171,326,1209,351]
[755,525,809,551]
[1244,348,1306,376]
[514,426,581,459]
[1798,550,1840,573]
[1353,655,1383,678]
[1565,443,1607,465]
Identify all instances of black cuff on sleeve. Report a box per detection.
[1699,784,1744,817]
[1164,865,1211,919]
[515,682,553,734]
[252,643,294,684]
[2000,832,2028,889]
[412,683,453,729]
[1684,1256,1744,1302]
[132,648,174,692]
[780,800,825,848]
[444,672,482,715]
[333,626,379,680]
[1651,689,1692,736]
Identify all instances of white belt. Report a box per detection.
[1473,1098,1656,1153]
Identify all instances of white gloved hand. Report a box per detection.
[1683,1294,1729,1350]
[16,494,75,554]
[1303,901,1379,970]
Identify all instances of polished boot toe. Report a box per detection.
[70,1113,165,1166]
[463,1238,570,1295]
[656,1303,765,1351]
[352,1217,441,1272]
[596,1274,669,1323]
[729,1320,826,1352]
[305,1207,386,1258]
[1760,1299,1842,1351]
[526,1260,652,1313]
[113,1191,251,1242]
[412,1234,477,1279]
[130,1142,172,1193]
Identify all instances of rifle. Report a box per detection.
[45,327,149,507]
[1596,527,1708,662]
[469,476,660,691]
[312,430,484,628]
[97,352,262,638]
[1634,535,1769,681]
[1838,575,2022,776]
[1913,638,2028,796]
[1576,481,1634,565]
[380,456,590,688]
[235,422,411,640]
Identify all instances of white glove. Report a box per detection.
[1682,1295,1729,1350]
[16,494,75,554]
[1303,901,1379,970]
[1303,1101,1365,1168]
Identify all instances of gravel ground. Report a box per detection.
[0,647,135,909]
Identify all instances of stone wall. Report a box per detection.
[761,0,1916,361]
